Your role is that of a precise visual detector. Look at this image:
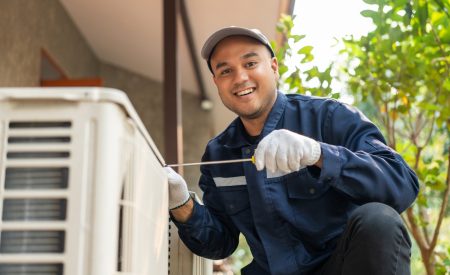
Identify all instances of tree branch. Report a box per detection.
[417,84,441,149]
[429,146,450,252]
[383,99,393,147]
[406,207,430,251]
[418,204,431,245]
[430,25,450,72]
[402,212,413,233]
[392,90,398,150]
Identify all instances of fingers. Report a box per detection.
[255,131,287,173]
[264,138,279,173]
[255,132,280,172]
[298,136,321,166]
[276,143,290,173]
[164,167,190,209]
[164,167,183,183]
[164,166,176,175]
[254,137,268,171]
[288,146,301,172]
[255,129,307,173]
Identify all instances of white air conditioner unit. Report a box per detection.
[0,87,212,275]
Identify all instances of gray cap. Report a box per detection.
[201,26,275,72]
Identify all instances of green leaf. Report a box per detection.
[443,78,450,91]
[430,11,446,26]
[388,11,404,22]
[397,105,408,113]
[276,23,285,33]
[363,0,382,5]
[331,93,341,99]
[301,54,314,63]
[418,102,440,111]
[417,192,428,207]
[423,154,433,164]
[298,45,313,55]
[361,9,381,24]
[439,28,450,43]
[278,66,288,76]
[291,35,306,42]
[305,67,320,81]
[283,16,294,30]
[392,0,407,7]
[433,0,450,19]
[389,26,403,42]
[416,1,429,33]
[436,264,447,275]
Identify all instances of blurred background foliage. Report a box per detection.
[229,0,450,274]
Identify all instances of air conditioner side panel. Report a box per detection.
[130,121,168,274]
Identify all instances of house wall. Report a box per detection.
[0,0,213,191]
[0,0,98,85]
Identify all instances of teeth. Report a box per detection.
[236,88,254,96]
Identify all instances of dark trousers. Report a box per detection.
[314,202,412,275]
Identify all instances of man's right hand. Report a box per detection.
[165,167,191,210]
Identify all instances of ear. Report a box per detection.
[271,57,280,80]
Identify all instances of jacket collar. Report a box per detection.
[221,91,287,149]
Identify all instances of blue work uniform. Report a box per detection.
[171,92,419,275]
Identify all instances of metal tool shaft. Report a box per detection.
[166,157,253,167]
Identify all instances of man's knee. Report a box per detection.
[349,202,407,241]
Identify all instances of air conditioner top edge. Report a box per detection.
[0,87,166,166]
[0,87,125,103]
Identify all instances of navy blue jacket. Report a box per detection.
[172,92,419,275]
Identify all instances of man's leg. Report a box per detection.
[317,202,412,275]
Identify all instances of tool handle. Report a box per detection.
[166,155,255,167]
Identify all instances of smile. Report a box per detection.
[235,88,255,97]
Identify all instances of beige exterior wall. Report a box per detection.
[0,0,98,85]
[0,0,213,192]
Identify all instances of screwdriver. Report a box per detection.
[166,156,255,167]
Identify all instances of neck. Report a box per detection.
[241,116,265,136]
[240,90,278,136]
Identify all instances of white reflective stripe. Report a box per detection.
[213,176,247,187]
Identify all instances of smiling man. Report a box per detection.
[165,26,419,275]
[210,35,279,136]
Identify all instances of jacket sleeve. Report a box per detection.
[170,166,240,259]
[318,102,419,213]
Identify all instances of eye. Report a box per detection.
[220,68,231,76]
[245,61,257,68]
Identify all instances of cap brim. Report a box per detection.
[201,26,272,60]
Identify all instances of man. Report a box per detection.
[165,26,419,275]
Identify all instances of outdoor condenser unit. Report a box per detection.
[0,87,212,275]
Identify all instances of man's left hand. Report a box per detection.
[254,129,321,173]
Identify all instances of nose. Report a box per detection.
[234,68,249,84]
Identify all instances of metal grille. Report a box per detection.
[2,199,67,221]
[0,231,65,253]
[5,168,69,190]
[8,136,71,144]
[0,120,72,275]
[8,122,71,129]
[0,263,63,275]
[7,152,70,159]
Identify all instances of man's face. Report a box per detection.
[210,36,279,120]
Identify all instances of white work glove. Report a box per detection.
[254,129,321,173]
[164,167,191,210]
